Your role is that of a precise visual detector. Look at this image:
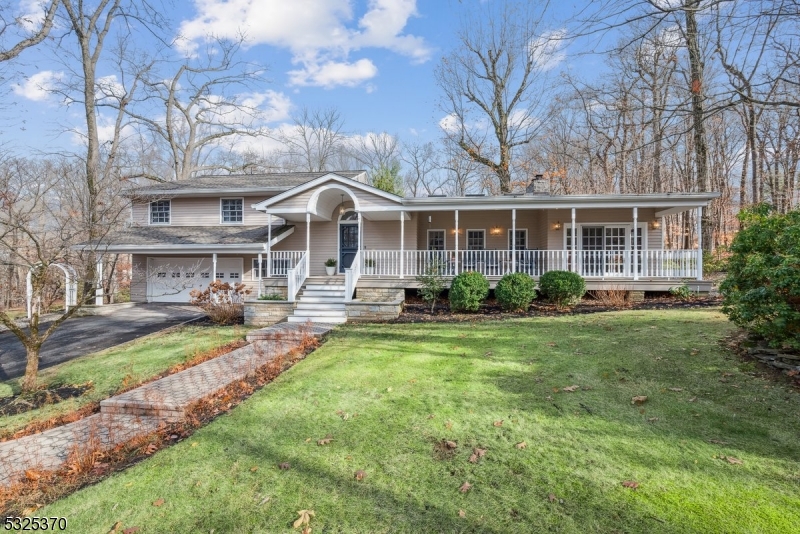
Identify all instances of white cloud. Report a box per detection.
[178,0,431,88]
[96,74,126,100]
[438,113,461,134]
[239,90,293,123]
[288,59,378,89]
[529,29,567,72]
[16,0,49,33]
[12,70,62,101]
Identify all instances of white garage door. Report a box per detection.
[147,257,242,303]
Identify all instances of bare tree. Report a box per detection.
[401,141,443,197]
[121,39,268,182]
[279,106,346,172]
[0,0,60,61]
[435,1,555,193]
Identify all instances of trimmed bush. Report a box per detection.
[720,204,800,350]
[449,271,489,312]
[539,270,586,308]
[495,272,537,312]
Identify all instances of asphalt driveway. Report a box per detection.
[0,304,204,382]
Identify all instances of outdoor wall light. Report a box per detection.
[651,220,662,230]
[451,228,463,235]
[490,226,502,235]
[553,221,562,230]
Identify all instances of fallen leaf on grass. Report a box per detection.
[427,414,435,419]
[250,466,259,472]
[621,481,639,489]
[484,351,493,357]
[468,447,487,463]
[562,385,580,392]
[515,441,527,449]
[279,462,291,470]
[647,417,659,423]
[459,481,473,493]
[668,387,683,392]
[108,522,123,534]
[722,456,743,465]
[354,469,366,481]
[258,495,271,506]
[152,498,164,507]
[293,509,315,529]
[458,509,466,518]
[445,421,453,430]
[444,440,458,449]
[317,434,333,446]
[493,420,504,427]
[548,493,557,503]
[631,396,648,405]
[122,528,140,534]
[688,397,697,402]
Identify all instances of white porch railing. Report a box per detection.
[263,251,305,278]
[344,250,361,302]
[358,249,699,279]
[286,252,308,302]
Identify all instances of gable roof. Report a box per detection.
[253,172,403,212]
[129,171,367,197]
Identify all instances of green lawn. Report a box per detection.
[0,324,250,438]
[43,309,800,533]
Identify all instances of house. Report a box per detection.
[99,171,719,324]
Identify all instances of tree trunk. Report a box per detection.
[21,344,41,394]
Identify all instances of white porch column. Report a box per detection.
[267,214,272,278]
[212,253,217,280]
[454,209,459,275]
[571,208,577,274]
[632,207,639,281]
[511,208,517,273]
[95,256,104,306]
[358,211,363,251]
[306,212,311,257]
[696,206,703,280]
[400,210,405,278]
[257,252,263,297]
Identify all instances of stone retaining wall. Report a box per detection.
[345,300,403,322]
[244,301,295,326]
[356,287,405,302]
[747,345,800,373]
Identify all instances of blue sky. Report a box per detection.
[2,0,601,156]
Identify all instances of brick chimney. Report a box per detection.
[525,174,549,195]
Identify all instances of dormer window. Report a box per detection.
[150,200,170,224]
[221,198,243,224]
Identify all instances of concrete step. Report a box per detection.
[303,285,346,291]
[298,296,345,303]
[288,315,347,324]
[296,302,346,310]
[292,309,348,317]
[301,291,346,298]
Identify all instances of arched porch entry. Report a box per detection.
[26,263,78,319]
[306,185,362,275]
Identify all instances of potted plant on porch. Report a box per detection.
[324,258,337,276]
[364,258,375,275]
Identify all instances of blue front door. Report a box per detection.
[339,224,358,273]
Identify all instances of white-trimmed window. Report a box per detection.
[427,230,445,251]
[252,259,267,280]
[466,229,485,250]
[508,229,527,250]
[149,200,170,225]
[220,198,243,224]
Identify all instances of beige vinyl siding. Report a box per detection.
[270,213,418,276]
[271,181,401,213]
[130,254,148,302]
[415,210,544,250]
[545,207,663,249]
[132,196,270,226]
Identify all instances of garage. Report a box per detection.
[146,257,243,303]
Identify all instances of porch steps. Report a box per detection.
[287,282,348,324]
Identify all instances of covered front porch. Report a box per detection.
[252,174,718,301]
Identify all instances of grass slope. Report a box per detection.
[43,309,800,533]
[0,324,249,437]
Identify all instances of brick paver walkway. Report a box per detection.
[0,322,334,486]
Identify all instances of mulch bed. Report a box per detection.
[394,294,723,323]
[0,384,94,417]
